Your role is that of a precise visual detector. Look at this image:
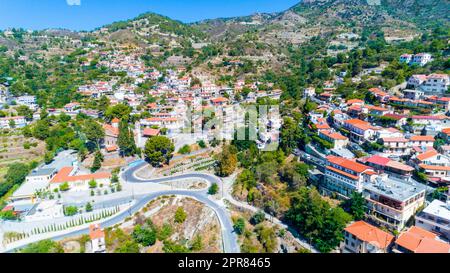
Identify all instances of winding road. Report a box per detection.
[121,161,240,253]
[3,161,240,253]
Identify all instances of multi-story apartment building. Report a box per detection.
[362,174,426,231]
[381,137,410,156]
[322,156,375,198]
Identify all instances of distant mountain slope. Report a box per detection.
[194,0,449,44]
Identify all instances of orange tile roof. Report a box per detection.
[50,167,111,184]
[106,145,118,152]
[326,166,359,180]
[344,119,373,131]
[211,97,229,103]
[441,128,450,135]
[143,128,161,137]
[320,130,348,140]
[327,156,372,174]
[382,137,408,143]
[385,161,414,172]
[345,221,394,249]
[410,135,435,142]
[419,164,450,171]
[346,99,364,105]
[416,149,438,161]
[89,224,105,240]
[103,124,119,137]
[396,226,450,253]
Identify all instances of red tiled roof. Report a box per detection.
[410,135,435,142]
[345,221,394,249]
[344,119,373,131]
[327,156,372,174]
[103,124,119,137]
[366,155,390,166]
[382,137,408,143]
[89,224,105,240]
[396,226,450,253]
[50,167,111,184]
[143,128,161,137]
[416,149,438,161]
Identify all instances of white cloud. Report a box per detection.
[67,0,81,6]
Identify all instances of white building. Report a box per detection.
[0,116,27,129]
[416,200,450,240]
[411,53,432,66]
[89,224,106,253]
[24,200,64,222]
[362,175,426,231]
[342,221,394,253]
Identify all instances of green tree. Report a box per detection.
[215,145,237,177]
[190,235,203,251]
[254,224,277,253]
[233,218,246,235]
[163,239,190,253]
[132,225,157,247]
[117,119,137,156]
[88,179,97,189]
[178,144,191,155]
[208,183,219,195]
[105,104,132,121]
[64,206,78,216]
[32,119,50,140]
[59,182,70,192]
[83,120,105,149]
[91,151,103,173]
[21,240,64,253]
[144,136,175,166]
[174,207,187,224]
[341,192,367,220]
[85,202,93,212]
[16,105,33,120]
[250,211,266,225]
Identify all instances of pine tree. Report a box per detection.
[91,151,103,173]
[117,120,137,157]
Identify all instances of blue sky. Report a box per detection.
[0,0,300,31]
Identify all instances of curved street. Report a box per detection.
[3,161,240,253]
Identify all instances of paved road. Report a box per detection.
[121,161,240,253]
[4,161,240,253]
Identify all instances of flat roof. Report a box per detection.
[27,168,56,177]
[422,200,450,220]
[363,176,427,202]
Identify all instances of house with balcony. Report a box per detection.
[409,135,435,148]
[413,149,450,185]
[318,130,349,149]
[342,221,394,253]
[381,137,410,156]
[343,119,376,144]
[322,156,376,198]
[362,175,426,232]
[415,200,450,240]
